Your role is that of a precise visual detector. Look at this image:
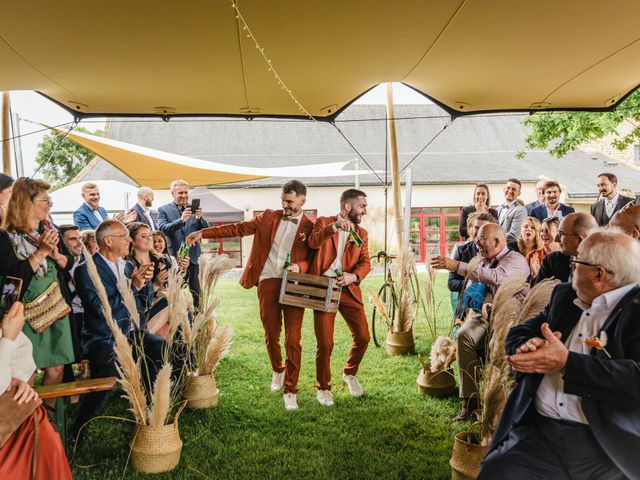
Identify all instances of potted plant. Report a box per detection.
[450,277,559,479]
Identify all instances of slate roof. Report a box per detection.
[83,104,640,197]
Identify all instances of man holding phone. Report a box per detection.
[157,180,209,306]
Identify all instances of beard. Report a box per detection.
[347,210,361,224]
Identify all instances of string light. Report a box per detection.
[230,0,317,123]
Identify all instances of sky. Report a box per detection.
[5,83,431,178]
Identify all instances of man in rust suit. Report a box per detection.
[186,180,313,411]
[309,188,371,407]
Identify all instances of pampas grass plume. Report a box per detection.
[148,362,172,427]
[202,324,233,376]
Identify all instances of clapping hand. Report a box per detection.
[506,323,568,374]
[39,229,59,255]
[131,263,154,290]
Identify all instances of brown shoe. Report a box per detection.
[453,398,479,421]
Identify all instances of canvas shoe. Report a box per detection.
[316,389,334,407]
[271,371,284,392]
[283,393,298,411]
[342,373,364,398]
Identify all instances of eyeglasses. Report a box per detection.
[569,258,614,275]
[34,196,53,205]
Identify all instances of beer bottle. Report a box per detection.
[334,268,343,278]
[284,252,291,269]
[349,229,363,247]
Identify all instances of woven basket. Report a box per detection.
[385,330,415,356]
[130,421,183,473]
[417,363,457,398]
[183,374,219,409]
[449,431,487,480]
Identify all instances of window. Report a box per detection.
[201,222,242,267]
[409,207,463,262]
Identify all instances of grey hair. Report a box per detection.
[170,179,189,191]
[95,219,125,247]
[582,228,640,286]
[137,186,153,199]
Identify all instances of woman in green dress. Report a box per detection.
[0,178,74,391]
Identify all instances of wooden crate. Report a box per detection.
[279,271,342,312]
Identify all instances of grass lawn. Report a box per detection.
[71,273,470,479]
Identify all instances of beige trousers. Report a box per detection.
[456,310,488,398]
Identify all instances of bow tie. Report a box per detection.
[282,216,299,224]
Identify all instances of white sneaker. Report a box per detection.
[316,389,334,407]
[342,373,364,398]
[271,371,284,392]
[283,393,298,411]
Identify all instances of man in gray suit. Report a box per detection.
[157,179,209,305]
[497,178,528,251]
[590,173,634,226]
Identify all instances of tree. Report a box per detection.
[35,127,103,188]
[518,89,640,159]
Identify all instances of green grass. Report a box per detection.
[71,273,469,479]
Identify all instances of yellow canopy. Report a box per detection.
[58,129,366,189]
[4,1,640,118]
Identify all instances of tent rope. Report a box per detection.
[30,120,78,178]
[330,122,385,185]
[399,116,455,173]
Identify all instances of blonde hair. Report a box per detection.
[82,182,99,193]
[517,217,542,254]
[170,179,189,192]
[2,177,50,232]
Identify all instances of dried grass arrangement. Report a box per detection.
[80,244,183,428]
[476,276,558,446]
[182,254,234,408]
[390,247,419,333]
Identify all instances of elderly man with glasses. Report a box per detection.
[533,212,598,285]
[432,223,530,420]
[480,229,640,480]
[70,219,178,442]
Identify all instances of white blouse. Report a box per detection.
[0,330,37,393]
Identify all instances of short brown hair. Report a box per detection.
[543,180,561,193]
[340,188,367,207]
[2,177,50,232]
[282,180,306,197]
[598,172,618,184]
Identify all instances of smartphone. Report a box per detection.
[190,198,201,212]
[0,276,23,318]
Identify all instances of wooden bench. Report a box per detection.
[36,377,117,451]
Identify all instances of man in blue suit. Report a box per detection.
[73,182,108,231]
[70,219,165,439]
[531,180,575,222]
[479,230,640,479]
[73,182,136,231]
[157,179,209,305]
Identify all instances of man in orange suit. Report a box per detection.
[309,189,371,407]
[186,180,314,411]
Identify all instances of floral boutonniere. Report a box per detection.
[584,331,611,358]
[298,232,307,242]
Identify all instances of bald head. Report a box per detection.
[558,213,598,256]
[476,223,507,259]
[610,205,640,240]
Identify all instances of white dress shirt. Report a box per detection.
[545,204,564,220]
[259,214,302,281]
[535,283,636,424]
[605,193,620,218]
[323,228,349,277]
[99,253,128,281]
[139,203,156,229]
[88,202,105,223]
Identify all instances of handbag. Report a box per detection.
[24,281,71,334]
[0,389,42,479]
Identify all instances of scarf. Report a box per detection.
[7,229,48,277]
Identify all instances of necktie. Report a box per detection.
[282,216,299,224]
[605,201,614,218]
